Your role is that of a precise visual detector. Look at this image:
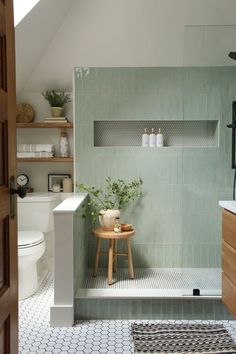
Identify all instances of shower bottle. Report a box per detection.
[149,128,156,147]
[156,128,164,147]
[142,128,149,147]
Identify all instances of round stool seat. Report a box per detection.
[92,227,134,239]
[18,231,44,249]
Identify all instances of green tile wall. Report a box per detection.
[74,67,234,268]
[75,298,233,320]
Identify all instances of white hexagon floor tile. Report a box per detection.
[19,273,236,354]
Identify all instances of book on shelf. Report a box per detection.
[43,120,68,123]
[43,117,69,123]
[44,116,67,120]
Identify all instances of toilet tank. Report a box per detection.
[17,193,61,232]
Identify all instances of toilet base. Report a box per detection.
[19,261,38,300]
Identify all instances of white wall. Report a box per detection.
[16,0,236,92]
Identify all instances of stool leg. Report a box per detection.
[126,238,134,279]
[113,239,117,273]
[93,238,101,277]
[108,239,113,285]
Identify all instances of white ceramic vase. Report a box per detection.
[99,209,120,231]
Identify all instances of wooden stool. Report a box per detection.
[92,227,135,285]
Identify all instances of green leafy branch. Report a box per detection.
[78,177,143,224]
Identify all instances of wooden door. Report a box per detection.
[0,0,18,353]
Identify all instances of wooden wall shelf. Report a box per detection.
[16,122,73,128]
[17,157,74,163]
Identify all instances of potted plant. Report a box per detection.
[41,90,71,117]
[78,177,143,230]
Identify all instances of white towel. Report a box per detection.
[17,151,54,158]
[17,144,54,153]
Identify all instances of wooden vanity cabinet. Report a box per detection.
[222,209,236,318]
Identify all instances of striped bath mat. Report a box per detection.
[132,323,236,353]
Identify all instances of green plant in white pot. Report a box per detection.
[78,177,143,231]
[41,90,71,117]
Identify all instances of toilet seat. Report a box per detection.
[18,231,44,249]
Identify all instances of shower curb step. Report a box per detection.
[75,296,232,321]
[76,288,221,299]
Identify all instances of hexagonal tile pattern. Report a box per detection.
[19,274,134,353]
[19,274,236,353]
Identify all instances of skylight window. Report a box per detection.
[14,0,40,26]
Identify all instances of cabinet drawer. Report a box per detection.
[222,272,236,319]
[222,240,236,286]
[222,209,236,250]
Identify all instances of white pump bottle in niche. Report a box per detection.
[149,128,156,147]
[156,128,164,147]
[142,128,149,147]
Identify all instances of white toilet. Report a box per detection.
[18,231,46,300]
[17,193,60,300]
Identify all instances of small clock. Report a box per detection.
[17,174,29,187]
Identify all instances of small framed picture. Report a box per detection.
[48,173,71,192]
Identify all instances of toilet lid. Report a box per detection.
[18,231,44,248]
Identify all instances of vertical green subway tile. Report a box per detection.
[157,95,183,120]
[141,300,152,319]
[182,301,193,320]
[163,246,174,268]
[131,299,142,319]
[181,244,192,268]
[207,94,222,121]
[183,94,207,120]
[215,244,221,268]
[74,67,232,269]
[151,300,162,320]
[118,299,127,320]
[162,300,173,319]
[200,244,210,267]
[192,300,203,320]
[171,244,182,267]
[208,245,216,267]
[172,300,183,319]
[202,300,215,320]
[183,67,208,94]
[75,298,234,320]
[214,300,228,320]
[192,244,201,267]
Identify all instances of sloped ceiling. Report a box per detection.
[15,0,76,94]
[16,0,236,94]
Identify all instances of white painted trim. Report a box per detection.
[50,193,88,327]
[53,193,88,213]
[50,305,74,327]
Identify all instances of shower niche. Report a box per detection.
[94,120,219,148]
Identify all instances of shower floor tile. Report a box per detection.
[20,272,234,354]
[82,268,221,291]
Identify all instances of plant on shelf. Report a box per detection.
[41,90,71,117]
[78,177,143,230]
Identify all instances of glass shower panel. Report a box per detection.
[181,25,236,296]
[75,66,187,295]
